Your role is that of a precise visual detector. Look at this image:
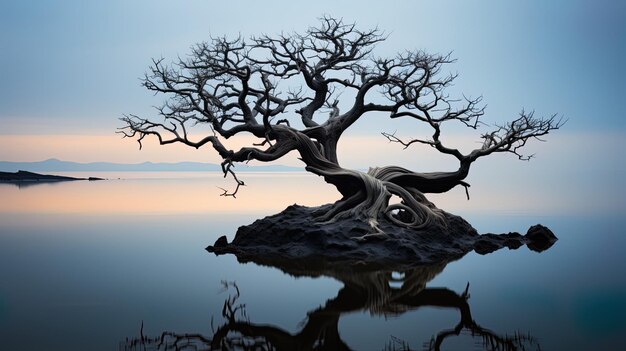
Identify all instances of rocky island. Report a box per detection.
[121,18,562,266]
[0,170,103,183]
[207,204,557,268]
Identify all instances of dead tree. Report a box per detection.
[119,16,563,233]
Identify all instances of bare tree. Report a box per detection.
[119,16,563,233]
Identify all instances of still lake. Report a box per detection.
[0,172,624,350]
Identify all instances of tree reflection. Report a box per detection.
[122,262,540,351]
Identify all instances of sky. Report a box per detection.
[0,0,625,212]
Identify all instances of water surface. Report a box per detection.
[0,173,624,350]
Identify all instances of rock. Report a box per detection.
[0,170,106,183]
[473,238,502,255]
[212,235,228,248]
[525,224,558,252]
[525,224,556,241]
[207,204,558,268]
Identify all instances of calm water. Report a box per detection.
[0,173,625,350]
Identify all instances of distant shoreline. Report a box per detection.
[0,170,104,183]
[0,159,302,173]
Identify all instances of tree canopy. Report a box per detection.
[120,16,563,234]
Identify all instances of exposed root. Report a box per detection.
[385,203,419,227]
[315,169,446,235]
[315,171,391,233]
[284,128,447,234]
[383,181,446,230]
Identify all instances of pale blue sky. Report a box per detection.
[0,0,624,213]
[1,0,624,134]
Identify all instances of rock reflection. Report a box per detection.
[0,180,67,189]
[122,262,540,351]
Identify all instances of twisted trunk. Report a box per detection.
[278,128,471,235]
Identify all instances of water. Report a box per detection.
[0,173,624,350]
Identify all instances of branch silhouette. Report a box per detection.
[119,16,563,233]
[122,265,541,351]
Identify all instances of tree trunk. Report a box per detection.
[280,128,456,235]
[321,137,339,165]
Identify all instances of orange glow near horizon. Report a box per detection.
[0,173,340,215]
[0,134,299,164]
[1,132,624,217]
[0,171,610,216]
[0,132,476,166]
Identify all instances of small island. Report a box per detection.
[0,170,103,183]
[121,17,562,265]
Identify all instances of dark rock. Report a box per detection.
[212,235,228,248]
[525,224,557,241]
[473,238,502,255]
[525,224,558,252]
[0,170,106,183]
[207,204,557,268]
[0,170,81,182]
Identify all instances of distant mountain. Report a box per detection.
[0,159,302,172]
